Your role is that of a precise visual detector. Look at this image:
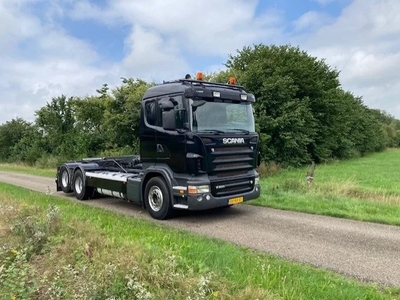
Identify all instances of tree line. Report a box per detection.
[1,44,399,167]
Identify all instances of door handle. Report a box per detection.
[157,144,164,153]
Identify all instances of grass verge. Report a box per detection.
[0,163,55,178]
[1,183,399,299]
[256,149,400,225]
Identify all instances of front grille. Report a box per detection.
[211,177,254,197]
[199,136,256,196]
[216,170,248,178]
[209,144,255,196]
[211,146,254,177]
[213,147,249,152]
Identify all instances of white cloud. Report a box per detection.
[293,11,333,32]
[70,0,285,86]
[70,0,283,56]
[0,0,115,124]
[121,25,189,80]
[0,1,40,53]
[69,0,117,26]
[296,0,400,117]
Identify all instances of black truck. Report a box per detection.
[56,75,261,219]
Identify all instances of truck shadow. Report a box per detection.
[174,205,249,221]
[58,192,250,223]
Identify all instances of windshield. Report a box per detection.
[190,99,255,133]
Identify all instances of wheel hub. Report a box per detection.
[148,186,163,212]
[61,170,69,187]
[75,176,83,194]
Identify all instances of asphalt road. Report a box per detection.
[0,171,399,286]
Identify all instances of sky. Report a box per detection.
[1,0,400,125]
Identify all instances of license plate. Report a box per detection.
[229,196,243,205]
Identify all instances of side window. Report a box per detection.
[145,101,157,126]
[147,95,186,129]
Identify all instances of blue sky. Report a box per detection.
[1,0,399,124]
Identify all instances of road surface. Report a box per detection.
[0,171,399,286]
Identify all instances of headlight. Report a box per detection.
[188,185,210,194]
[255,177,260,185]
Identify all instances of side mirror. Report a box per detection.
[159,100,174,110]
[162,110,176,131]
[169,97,179,106]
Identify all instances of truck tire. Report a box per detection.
[72,169,93,200]
[59,165,72,193]
[145,177,174,220]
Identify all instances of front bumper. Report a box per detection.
[185,184,260,210]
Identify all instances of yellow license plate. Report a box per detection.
[229,196,243,205]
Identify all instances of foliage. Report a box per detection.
[0,44,399,167]
[0,79,151,166]
[102,78,152,151]
[0,204,61,299]
[0,185,397,299]
[0,118,40,164]
[226,44,399,165]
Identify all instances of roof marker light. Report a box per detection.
[196,72,204,81]
[228,77,237,85]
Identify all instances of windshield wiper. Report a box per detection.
[227,128,250,134]
[197,129,225,134]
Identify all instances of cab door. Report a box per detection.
[156,95,187,173]
[140,98,158,164]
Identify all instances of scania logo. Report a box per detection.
[222,138,245,144]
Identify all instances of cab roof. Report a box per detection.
[142,79,247,100]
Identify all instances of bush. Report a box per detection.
[257,161,281,178]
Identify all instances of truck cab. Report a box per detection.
[56,76,260,219]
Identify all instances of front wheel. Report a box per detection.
[72,169,94,200]
[144,177,174,220]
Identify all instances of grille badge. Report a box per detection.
[222,137,245,144]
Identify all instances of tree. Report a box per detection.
[226,45,341,165]
[225,44,392,165]
[102,78,153,153]
[35,95,79,159]
[0,118,35,161]
[9,124,43,165]
[72,95,108,156]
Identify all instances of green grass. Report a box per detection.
[255,149,400,225]
[264,149,400,193]
[1,183,398,299]
[0,163,55,177]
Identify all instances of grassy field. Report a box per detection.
[0,163,55,177]
[1,149,400,225]
[255,149,400,225]
[1,183,398,299]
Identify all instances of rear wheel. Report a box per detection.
[59,165,72,193]
[72,169,94,200]
[145,177,174,220]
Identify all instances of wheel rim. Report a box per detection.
[61,169,69,188]
[148,186,163,212]
[74,176,83,194]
